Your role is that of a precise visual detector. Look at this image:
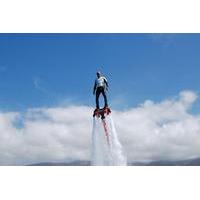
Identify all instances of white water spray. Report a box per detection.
[91,115,127,166]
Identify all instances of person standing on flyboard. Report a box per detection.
[93,71,108,109]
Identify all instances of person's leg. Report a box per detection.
[95,88,100,109]
[102,89,108,107]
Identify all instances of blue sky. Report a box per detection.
[0,33,200,111]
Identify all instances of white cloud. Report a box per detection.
[114,90,200,162]
[0,90,200,165]
[0,106,92,165]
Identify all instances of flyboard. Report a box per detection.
[93,107,111,145]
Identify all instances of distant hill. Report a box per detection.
[130,157,200,166]
[28,160,91,166]
[27,157,200,166]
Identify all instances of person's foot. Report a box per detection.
[93,108,98,117]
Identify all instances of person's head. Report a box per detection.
[96,71,101,78]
